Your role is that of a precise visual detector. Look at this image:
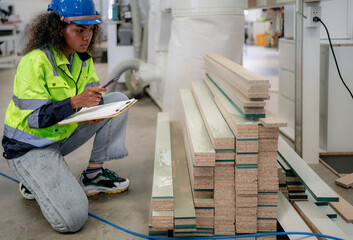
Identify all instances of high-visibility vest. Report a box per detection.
[3,47,100,147]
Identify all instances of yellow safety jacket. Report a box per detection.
[3,47,100,155]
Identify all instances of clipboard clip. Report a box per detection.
[115,100,132,112]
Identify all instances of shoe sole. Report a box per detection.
[85,186,129,197]
[18,183,35,200]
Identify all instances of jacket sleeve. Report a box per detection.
[31,98,76,128]
[13,54,76,129]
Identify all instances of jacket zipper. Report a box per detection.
[59,64,83,96]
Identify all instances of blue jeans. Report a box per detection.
[7,92,129,232]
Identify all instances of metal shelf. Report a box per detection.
[0,24,18,68]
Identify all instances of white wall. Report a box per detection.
[283,0,353,40]
[320,0,352,39]
[6,0,49,31]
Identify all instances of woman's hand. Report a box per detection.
[70,86,106,109]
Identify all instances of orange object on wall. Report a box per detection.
[256,34,265,46]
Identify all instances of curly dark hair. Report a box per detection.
[22,11,101,55]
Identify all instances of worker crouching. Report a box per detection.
[2,0,130,233]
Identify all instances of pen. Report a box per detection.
[102,76,120,88]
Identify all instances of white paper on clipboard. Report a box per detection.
[58,98,137,125]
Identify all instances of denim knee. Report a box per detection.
[103,92,129,104]
[54,194,88,233]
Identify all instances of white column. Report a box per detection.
[295,0,321,163]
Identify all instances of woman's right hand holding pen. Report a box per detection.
[70,86,106,109]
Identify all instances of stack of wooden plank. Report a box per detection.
[180,89,216,236]
[278,136,339,204]
[204,74,284,238]
[191,81,236,236]
[278,153,307,202]
[204,53,271,119]
[278,167,289,199]
[170,121,196,237]
[149,112,174,236]
[149,53,349,238]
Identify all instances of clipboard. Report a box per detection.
[58,98,137,125]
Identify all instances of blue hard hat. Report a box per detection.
[48,0,102,25]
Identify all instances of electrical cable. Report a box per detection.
[0,171,344,240]
[313,16,353,99]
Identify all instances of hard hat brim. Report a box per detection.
[72,19,102,25]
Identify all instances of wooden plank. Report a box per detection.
[170,121,196,232]
[329,194,353,223]
[203,76,259,139]
[205,54,270,87]
[205,60,270,99]
[293,201,349,239]
[151,112,173,210]
[259,117,287,128]
[319,159,340,177]
[152,210,174,229]
[335,173,353,189]
[277,192,315,240]
[206,72,266,108]
[191,81,235,150]
[148,206,168,236]
[180,89,215,167]
[278,136,339,202]
[205,74,266,118]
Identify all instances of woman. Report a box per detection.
[2,0,130,232]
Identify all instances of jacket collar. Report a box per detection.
[51,47,92,67]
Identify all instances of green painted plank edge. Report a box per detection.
[195,207,214,210]
[258,205,278,207]
[205,74,266,119]
[315,202,329,206]
[257,218,277,220]
[174,217,196,220]
[152,196,173,199]
[237,152,258,155]
[286,182,305,186]
[216,159,235,163]
[175,225,197,229]
[278,137,339,202]
[327,214,337,219]
[194,189,214,192]
[236,164,258,169]
[148,231,168,235]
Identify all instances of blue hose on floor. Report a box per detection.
[0,171,344,240]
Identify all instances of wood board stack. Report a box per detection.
[191,81,236,236]
[204,53,271,119]
[277,137,339,204]
[277,153,307,202]
[149,112,174,236]
[170,121,196,237]
[180,89,216,236]
[278,166,289,199]
[203,74,284,238]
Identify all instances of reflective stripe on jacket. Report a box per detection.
[3,47,100,149]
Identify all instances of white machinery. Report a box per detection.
[107,0,246,120]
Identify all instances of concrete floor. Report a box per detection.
[1,46,352,239]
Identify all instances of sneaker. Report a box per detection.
[79,168,130,196]
[19,182,35,200]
